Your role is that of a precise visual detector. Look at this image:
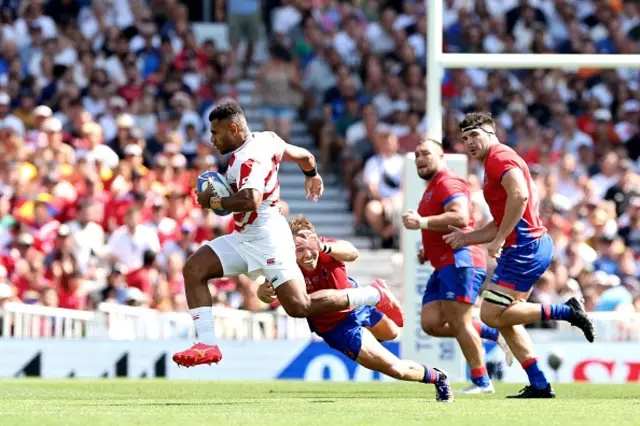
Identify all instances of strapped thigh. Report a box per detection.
[482,289,515,308]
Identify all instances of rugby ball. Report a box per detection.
[197,171,233,216]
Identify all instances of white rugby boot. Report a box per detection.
[457,381,496,395]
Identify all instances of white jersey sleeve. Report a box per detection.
[267,130,287,160]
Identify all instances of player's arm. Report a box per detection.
[282,143,324,202]
[282,143,317,174]
[443,219,497,249]
[494,168,529,244]
[321,239,359,262]
[204,159,266,212]
[409,196,470,232]
[460,220,498,245]
[210,189,262,212]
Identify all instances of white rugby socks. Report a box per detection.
[190,306,216,344]
[346,286,381,308]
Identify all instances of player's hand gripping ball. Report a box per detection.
[196,171,233,216]
[257,282,277,304]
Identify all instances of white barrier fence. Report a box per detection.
[0,302,312,341]
[1,302,639,342]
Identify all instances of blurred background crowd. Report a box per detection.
[0,0,639,319]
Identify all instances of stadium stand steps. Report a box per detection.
[237,75,371,248]
[346,249,402,297]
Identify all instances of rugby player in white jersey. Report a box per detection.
[173,101,403,367]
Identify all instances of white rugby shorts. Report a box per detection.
[205,218,303,288]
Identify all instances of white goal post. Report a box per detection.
[401,0,640,382]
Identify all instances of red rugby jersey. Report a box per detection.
[418,169,486,270]
[300,237,355,333]
[483,144,546,247]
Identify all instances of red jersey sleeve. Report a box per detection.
[486,148,521,184]
[435,177,469,208]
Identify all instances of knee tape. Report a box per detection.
[482,289,515,308]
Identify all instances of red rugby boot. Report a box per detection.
[371,279,405,327]
[172,343,222,367]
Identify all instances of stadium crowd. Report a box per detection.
[0,0,639,320]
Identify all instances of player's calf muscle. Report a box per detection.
[183,247,223,307]
[381,360,427,382]
[421,308,452,337]
[276,285,311,317]
[421,320,451,337]
[307,289,350,316]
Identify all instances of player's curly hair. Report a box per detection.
[289,214,316,235]
[208,101,245,122]
[458,112,497,132]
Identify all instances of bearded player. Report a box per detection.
[257,215,453,403]
[401,138,512,395]
[444,112,595,398]
[173,101,401,367]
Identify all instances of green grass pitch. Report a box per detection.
[1,380,639,426]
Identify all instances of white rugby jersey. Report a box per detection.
[225,131,285,235]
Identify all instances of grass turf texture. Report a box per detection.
[1,380,639,426]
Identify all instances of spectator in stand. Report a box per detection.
[101,265,127,305]
[357,128,404,248]
[126,249,159,304]
[253,42,302,142]
[106,206,160,273]
[605,159,639,217]
[218,0,261,79]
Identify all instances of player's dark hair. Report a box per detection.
[458,112,496,132]
[208,101,245,122]
[289,214,316,235]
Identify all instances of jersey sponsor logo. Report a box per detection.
[266,258,276,265]
[424,191,432,201]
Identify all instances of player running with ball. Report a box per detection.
[173,102,402,367]
[257,215,453,403]
[401,138,512,395]
[444,112,595,399]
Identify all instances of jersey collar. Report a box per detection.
[427,168,448,190]
[230,133,255,155]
